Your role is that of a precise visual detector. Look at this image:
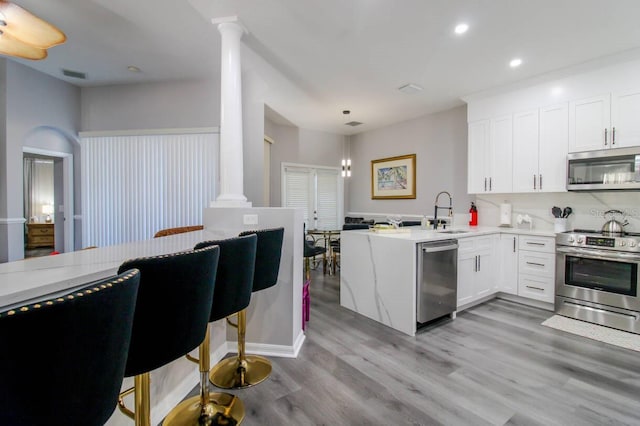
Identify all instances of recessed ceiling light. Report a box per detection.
[551,86,564,96]
[454,23,469,35]
[127,65,141,72]
[509,58,523,68]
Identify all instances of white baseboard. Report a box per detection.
[225,333,307,359]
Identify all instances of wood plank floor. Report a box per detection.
[182,269,640,426]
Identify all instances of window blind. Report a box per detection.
[81,132,218,247]
[282,164,341,229]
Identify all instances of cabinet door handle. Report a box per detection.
[604,128,608,145]
[539,174,542,190]
[484,177,487,191]
[612,127,616,145]
[526,285,545,292]
[526,261,545,267]
[489,177,492,191]
[478,255,481,271]
[474,255,477,272]
[513,237,516,253]
[533,174,536,190]
[526,242,545,246]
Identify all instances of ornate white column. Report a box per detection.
[211,18,251,207]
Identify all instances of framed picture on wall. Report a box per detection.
[371,154,416,199]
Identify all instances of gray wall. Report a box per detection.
[0,60,80,262]
[347,105,472,219]
[80,78,220,131]
[266,117,345,207]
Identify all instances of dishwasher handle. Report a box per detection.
[421,241,458,253]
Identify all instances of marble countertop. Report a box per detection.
[344,225,556,242]
[0,229,232,310]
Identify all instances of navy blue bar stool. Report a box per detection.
[116,246,220,426]
[165,234,257,425]
[0,269,141,426]
[209,227,285,389]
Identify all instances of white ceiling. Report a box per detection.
[11,0,640,134]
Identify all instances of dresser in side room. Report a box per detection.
[26,223,54,249]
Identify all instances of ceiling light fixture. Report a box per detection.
[127,65,141,73]
[342,110,352,178]
[509,58,523,68]
[454,23,469,35]
[0,1,66,60]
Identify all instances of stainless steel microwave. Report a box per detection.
[567,147,640,191]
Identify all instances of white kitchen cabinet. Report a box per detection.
[611,88,640,148]
[513,104,568,193]
[468,119,491,194]
[497,234,518,295]
[569,89,640,152]
[538,103,569,192]
[517,235,555,304]
[467,116,512,194]
[457,235,496,307]
[512,109,540,193]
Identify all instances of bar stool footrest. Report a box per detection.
[210,355,272,389]
[162,392,244,426]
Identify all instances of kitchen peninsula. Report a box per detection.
[340,226,556,336]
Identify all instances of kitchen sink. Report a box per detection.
[438,230,468,234]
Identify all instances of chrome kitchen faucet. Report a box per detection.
[433,191,453,229]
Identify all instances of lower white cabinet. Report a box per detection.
[517,235,555,303]
[498,234,518,295]
[457,235,496,307]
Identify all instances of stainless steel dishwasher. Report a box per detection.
[417,239,458,324]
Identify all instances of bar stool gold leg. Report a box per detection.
[134,373,151,426]
[209,309,272,389]
[117,373,152,426]
[163,326,245,425]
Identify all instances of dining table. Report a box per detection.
[306,228,341,275]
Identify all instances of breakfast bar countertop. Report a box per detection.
[0,229,230,311]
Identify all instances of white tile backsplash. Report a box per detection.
[476,192,640,233]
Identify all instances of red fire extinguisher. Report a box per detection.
[469,202,478,226]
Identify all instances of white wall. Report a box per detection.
[347,105,473,220]
[80,78,220,131]
[477,192,640,233]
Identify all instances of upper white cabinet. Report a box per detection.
[569,88,640,152]
[468,120,490,194]
[611,89,640,148]
[538,103,569,192]
[513,104,568,193]
[512,109,540,193]
[468,116,513,194]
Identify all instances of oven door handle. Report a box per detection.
[557,246,640,262]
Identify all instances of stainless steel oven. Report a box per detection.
[556,231,640,334]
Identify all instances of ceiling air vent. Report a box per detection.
[345,121,363,127]
[61,69,87,79]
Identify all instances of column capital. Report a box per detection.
[211,16,248,35]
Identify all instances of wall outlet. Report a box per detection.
[243,214,258,225]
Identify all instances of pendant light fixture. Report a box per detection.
[0,1,66,60]
[342,110,352,178]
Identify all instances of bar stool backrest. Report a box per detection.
[238,227,284,292]
[195,234,257,322]
[117,245,219,376]
[0,269,141,426]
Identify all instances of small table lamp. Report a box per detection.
[42,204,54,223]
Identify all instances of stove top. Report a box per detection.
[570,229,640,237]
[557,229,640,252]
